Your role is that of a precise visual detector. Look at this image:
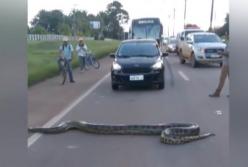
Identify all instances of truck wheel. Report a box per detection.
[179,51,185,64]
[191,54,198,68]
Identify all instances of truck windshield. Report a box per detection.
[194,34,222,43]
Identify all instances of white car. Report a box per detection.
[166,37,177,53]
[179,32,226,68]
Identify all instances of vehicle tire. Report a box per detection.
[191,53,198,68]
[84,57,91,70]
[179,51,185,64]
[158,82,164,89]
[61,69,67,85]
[112,83,118,90]
[91,56,100,69]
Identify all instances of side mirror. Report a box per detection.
[109,53,115,58]
[162,52,169,57]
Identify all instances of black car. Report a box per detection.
[110,39,168,90]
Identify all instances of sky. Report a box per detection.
[28,0,229,35]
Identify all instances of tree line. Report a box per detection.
[28,1,129,40]
[214,13,229,39]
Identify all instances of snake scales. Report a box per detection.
[28,121,215,145]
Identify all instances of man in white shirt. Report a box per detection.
[76,37,88,72]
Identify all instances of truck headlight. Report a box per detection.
[112,62,122,71]
[197,47,205,54]
[152,61,163,70]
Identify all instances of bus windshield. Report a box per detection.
[131,18,162,40]
[132,24,161,39]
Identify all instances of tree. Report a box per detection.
[28,1,129,38]
[102,1,129,39]
[31,10,64,34]
[29,25,48,34]
[214,13,229,37]
[58,23,71,36]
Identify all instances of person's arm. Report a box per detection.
[70,44,74,58]
[84,44,88,51]
[76,45,80,52]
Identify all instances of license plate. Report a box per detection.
[129,75,144,81]
[211,54,220,58]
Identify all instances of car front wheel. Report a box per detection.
[112,83,118,90]
[158,81,164,89]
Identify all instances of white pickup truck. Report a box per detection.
[178,32,226,68]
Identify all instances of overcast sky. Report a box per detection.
[28,0,229,35]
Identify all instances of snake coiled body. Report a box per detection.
[28,121,215,145]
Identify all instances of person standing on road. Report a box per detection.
[76,37,88,72]
[59,37,75,83]
[209,41,229,97]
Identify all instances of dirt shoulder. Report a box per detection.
[28,57,112,127]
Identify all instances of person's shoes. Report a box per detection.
[209,93,220,97]
[70,80,75,83]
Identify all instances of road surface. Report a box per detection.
[28,54,229,167]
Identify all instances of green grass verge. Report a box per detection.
[28,40,120,86]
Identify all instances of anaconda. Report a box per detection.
[28,121,215,145]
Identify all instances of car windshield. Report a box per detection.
[194,34,222,43]
[117,42,159,57]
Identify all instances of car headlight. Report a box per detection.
[197,47,205,54]
[152,61,163,70]
[112,62,122,71]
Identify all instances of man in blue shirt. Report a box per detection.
[59,37,75,83]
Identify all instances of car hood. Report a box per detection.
[194,42,226,49]
[116,57,159,67]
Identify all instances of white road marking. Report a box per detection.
[178,70,190,81]
[28,73,110,147]
[215,110,223,115]
[67,145,79,149]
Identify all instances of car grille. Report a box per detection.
[122,67,151,74]
[205,48,224,54]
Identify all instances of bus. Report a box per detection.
[128,17,163,46]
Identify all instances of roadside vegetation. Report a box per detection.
[28,40,120,86]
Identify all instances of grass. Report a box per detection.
[28,40,120,86]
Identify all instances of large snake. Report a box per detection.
[28,121,215,145]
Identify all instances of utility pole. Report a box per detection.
[173,8,175,36]
[209,0,214,32]
[73,4,78,40]
[184,0,187,29]
[168,15,171,37]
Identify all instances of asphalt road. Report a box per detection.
[28,54,229,167]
